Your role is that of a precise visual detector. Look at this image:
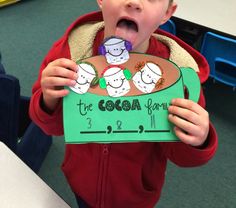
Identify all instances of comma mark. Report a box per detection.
[107,125,112,134]
[139,125,144,133]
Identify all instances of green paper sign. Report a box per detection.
[63,56,200,143]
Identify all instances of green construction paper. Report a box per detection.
[63,62,200,144]
[123,69,132,80]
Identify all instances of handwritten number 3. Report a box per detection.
[87,118,92,129]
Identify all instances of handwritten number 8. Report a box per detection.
[117,120,122,130]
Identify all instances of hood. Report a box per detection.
[66,11,209,83]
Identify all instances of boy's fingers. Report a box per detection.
[48,58,78,72]
[171,98,201,114]
[174,126,205,147]
[168,113,198,134]
[174,127,195,145]
[168,105,200,125]
[170,98,209,125]
[44,88,70,99]
[46,66,78,80]
[42,77,76,88]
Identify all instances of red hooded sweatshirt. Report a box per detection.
[29,11,217,208]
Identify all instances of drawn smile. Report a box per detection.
[76,80,89,85]
[107,48,125,57]
[107,78,126,89]
[140,71,155,85]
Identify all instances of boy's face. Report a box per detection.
[97,0,177,53]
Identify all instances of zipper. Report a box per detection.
[103,144,109,155]
[97,144,110,208]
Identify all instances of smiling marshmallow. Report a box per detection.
[99,65,132,97]
[70,62,97,94]
[99,36,132,65]
[132,62,163,93]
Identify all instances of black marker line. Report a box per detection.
[80,131,107,134]
[144,130,170,133]
[80,129,170,134]
[113,130,139,133]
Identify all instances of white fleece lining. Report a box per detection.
[68,21,199,72]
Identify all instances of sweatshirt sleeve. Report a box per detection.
[29,38,71,136]
[160,123,217,167]
[160,86,218,167]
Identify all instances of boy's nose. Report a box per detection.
[125,0,142,11]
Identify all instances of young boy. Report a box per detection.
[29,0,218,207]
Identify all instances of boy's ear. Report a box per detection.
[97,0,103,9]
[160,3,178,25]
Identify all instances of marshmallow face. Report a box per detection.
[132,62,163,93]
[103,37,130,65]
[70,63,96,94]
[103,66,130,97]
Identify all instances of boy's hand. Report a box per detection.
[41,58,78,111]
[168,98,209,147]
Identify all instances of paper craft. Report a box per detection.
[69,61,98,94]
[99,65,132,97]
[99,36,132,65]
[132,61,164,93]
[63,52,201,144]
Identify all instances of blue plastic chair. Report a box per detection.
[200,32,236,89]
[159,19,176,35]
[0,53,52,172]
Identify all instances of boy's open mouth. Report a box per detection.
[115,18,139,45]
[116,19,139,32]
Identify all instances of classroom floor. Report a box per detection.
[0,1,236,207]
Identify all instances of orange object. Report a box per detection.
[0,0,20,8]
